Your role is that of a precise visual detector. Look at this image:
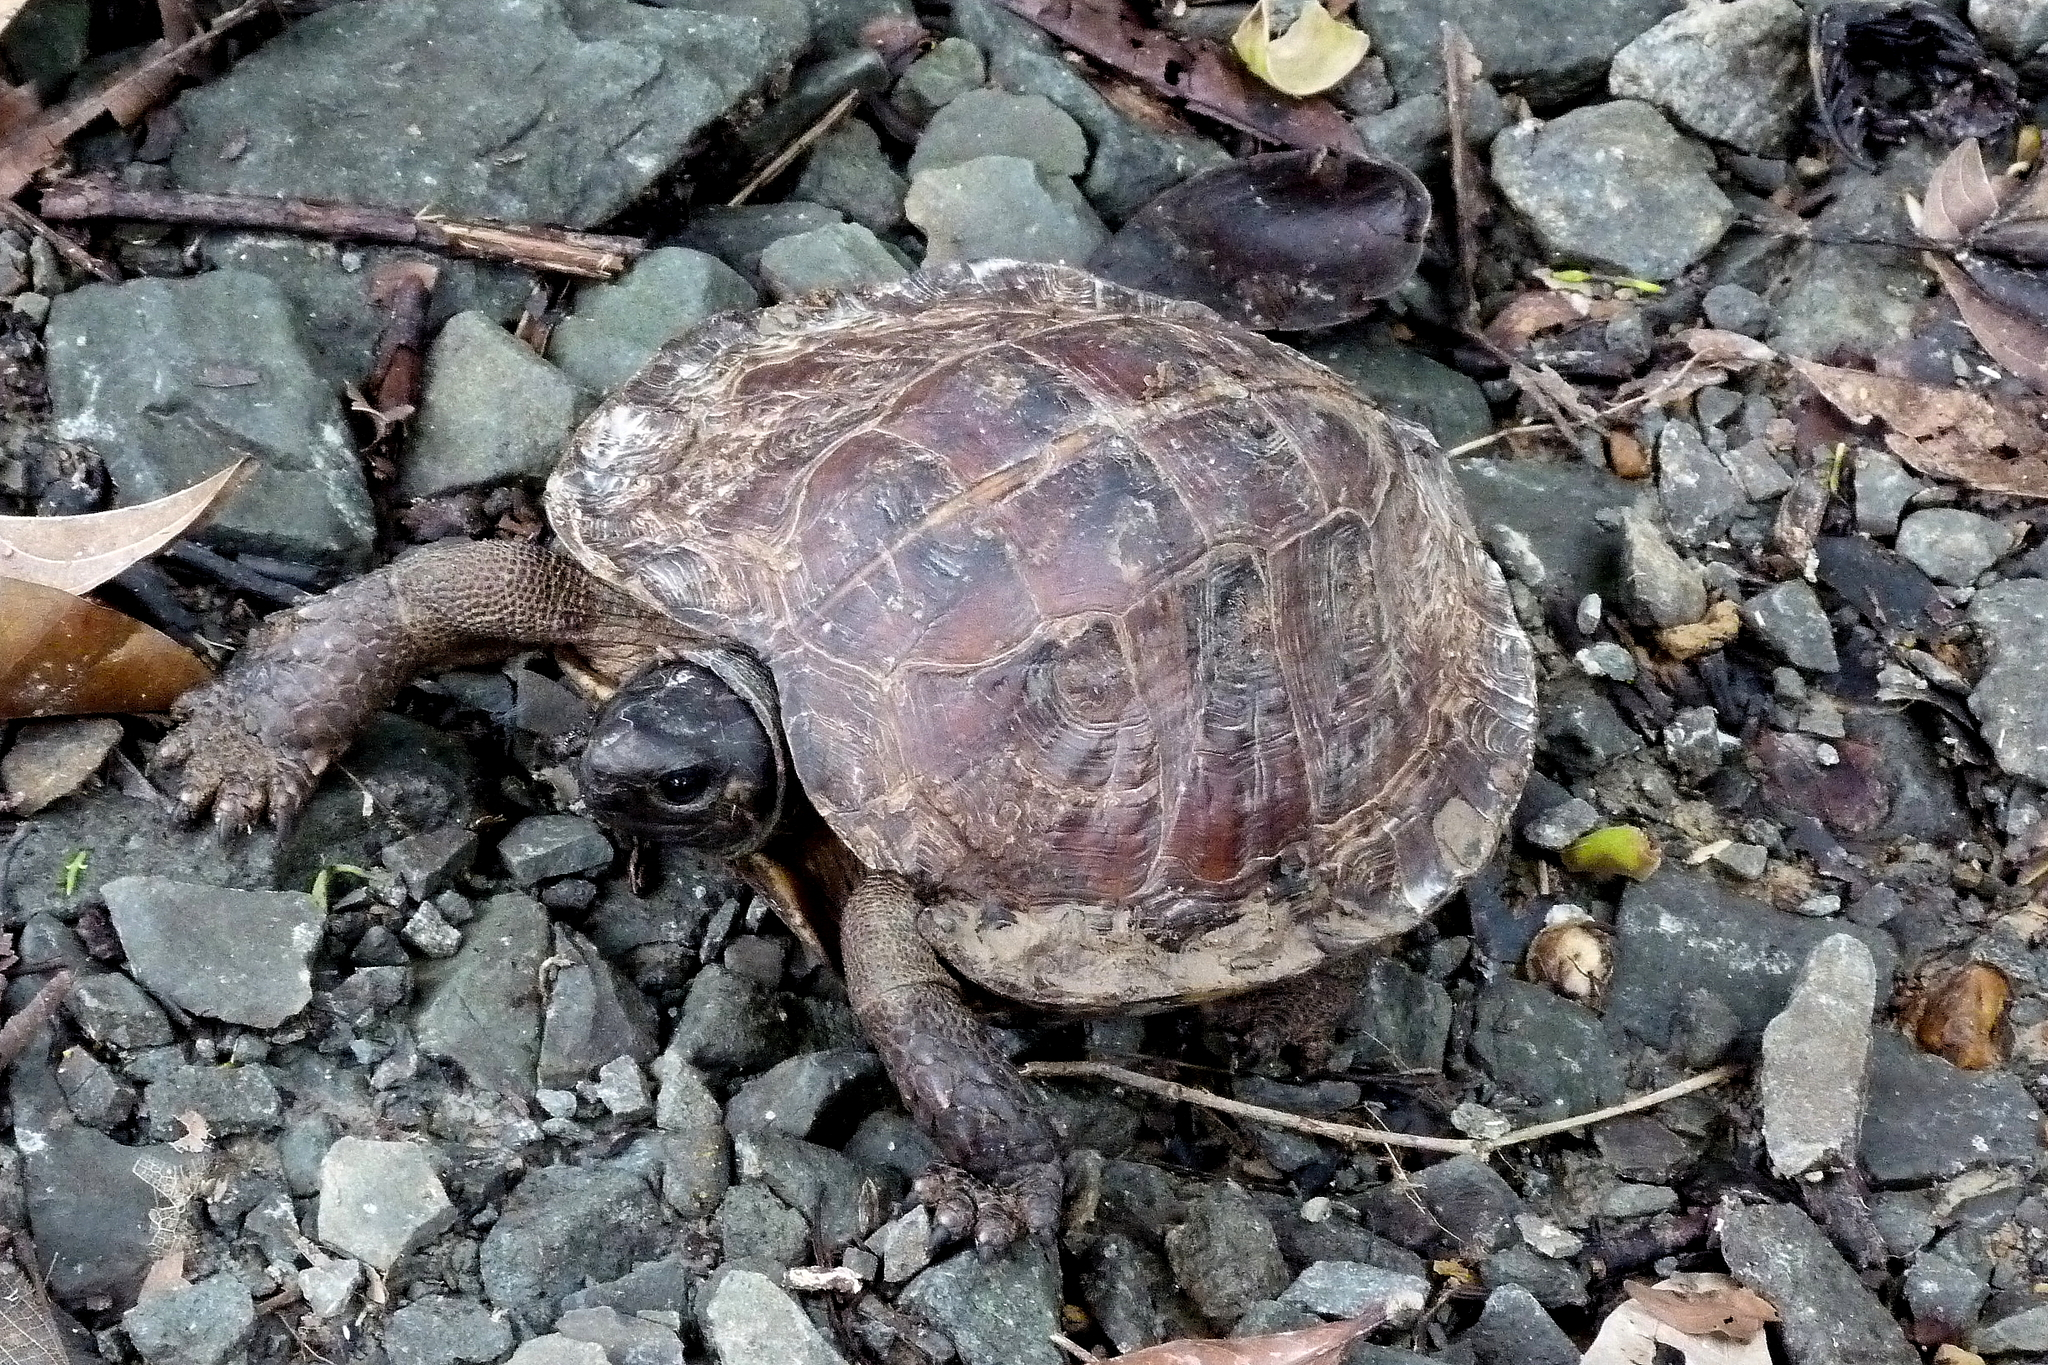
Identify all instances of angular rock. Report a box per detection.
[1523,796,1601,851]
[105,876,321,1028]
[667,963,800,1077]
[1718,1201,1917,1365]
[701,1269,846,1365]
[401,312,578,499]
[1973,1304,2048,1356]
[758,222,908,301]
[64,971,175,1051]
[1657,419,1746,546]
[1719,438,1794,501]
[507,1339,608,1365]
[1702,282,1772,337]
[725,1048,883,1141]
[499,814,612,884]
[794,120,909,232]
[1853,446,1923,537]
[0,717,120,815]
[384,1296,515,1365]
[908,89,1089,178]
[866,1206,933,1284]
[1352,0,1688,102]
[1278,1262,1428,1323]
[144,1062,282,1140]
[1896,508,2014,586]
[480,1162,673,1329]
[317,1137,457,1271]
[1971,0,2048,59]
[17,1085,182,1299]
[1970,579,2048,783]
[123,1273,256,1365]
[1342,957,1452,1073]
[413,892,552,1096]
[1455,457,1632,604]
[298,1257,364,1319]
[1490,100,1734,281]
[1163,1182,1290,1325]
[1862,1031,2043,1185]
[1621,507,1705,627]
[1607,0,1806,154]
[907,155,1107,265]
[1741,580,1839,673]
[1471,977,1625,1120]
[56,1047,136,1129]
[561,1255,695,1318]
[555,1307,685,1365]
[898,1243,1061,1365]
[715,1182,809,1266]
[892,37,985,122]
[1903,1251,1989,1345]
[1360,1156,1520,1260]
[546,248,757,394]
[1760,934,1875,1178]
[47,271,373,564]
[1460,1284,1576,1365]
[171,0,802,226]
[678,202,846,284]
[539,925,659,1088]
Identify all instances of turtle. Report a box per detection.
[154,260,1537,1248]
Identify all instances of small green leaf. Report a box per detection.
[1561,826,1663,881]
[1231,0,1371,97]
[59,849,89,897]
[308,863,374,914]
[1549,269,1591,283]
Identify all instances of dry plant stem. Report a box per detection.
[1440,22,1483,327]
[729,89,861,208]
[1439,353,1710,458]
[39,179,645,278]
[1022,1059,1742,1157]
[0,200,116,282]
[0,970,74,1073]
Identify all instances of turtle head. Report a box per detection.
[579,649,786,856]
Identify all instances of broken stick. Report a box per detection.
[38,177,645,279]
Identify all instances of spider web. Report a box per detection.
[0,1253,67,1365]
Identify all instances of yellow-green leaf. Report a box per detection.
[1561,826,1663,881]
[1231,0,1370,98]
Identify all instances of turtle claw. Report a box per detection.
[912,1160,1062,1258]
[151,684,322,835]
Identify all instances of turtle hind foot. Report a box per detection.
[913,1160,1063,1258]
[152,683,323,834]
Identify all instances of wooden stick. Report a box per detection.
[1021,1059,1743,1158]
[0,198,118,282]
[729,89,861,208]
[39,177,645,278]
[0,970,74,1074]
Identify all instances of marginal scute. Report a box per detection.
[548,261,1537,1010]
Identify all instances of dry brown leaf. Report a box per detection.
[1680,328,1776,369]
[1111,1315,1380,1365]
[1793,358,2048,497]
[1657,599,1740,659]
[0,1240,71,1365]
[1921,137,2003,245]
[0,458,251,595]
[169,1110,211,1153]
[1973,151,2048,264]
[136,1250,185,1302]
[1908,962,2009,1070]
[1927,254,2048,395]
[1483,290,1589,350]
[1607,429,1650,478]
[1624,1275,1779,1343]
[1585,1282,1773,1365]
[0,578,211,720]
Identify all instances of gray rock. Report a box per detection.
[298,1258,364,1319]
[950,0,1229,222]
[382,824,478,903]
[1741,580,1839,672]
[1455,457,1632,603]
[677,202,847,285]
[892,37,986,122]
[1078,1231,1202,1351]
[499,814,612,883]
[1540,674,1645,774]
[105,877,320,1028]
[539,925,659,1088]
[546,248,757,394]
[1853,446,1923,536]
[1862,1031,2042,1185]
[1490,100,1733,281]
[1763,151,1932,361]
[794,121,909,233]
[1479,1243,1588,1310]
[0,717,120,815]
[384,1297,515,1365]
[55,1047,136,1129]
[1761,934,1875,1178]
[1974,1304,2048,1355]
[909,88,1089,179]
[1605,869,1895,1050]
[401,902,465,960]
[1904,1251,1989,1346]
[1163,1182,1290,1325]
[715,1183,810,1266]
[1719,438,1795,501]
[171,0,802,226]
[317,1137,457,1271]
[1718,1201,1916,1365]
[64,971,175,1051]
[1657,420,1746,545]
[554,1308,685,1365]
[899,1243,1061,1365]
[1971,579,2048,782]
[1621,506,1706,627]
[1231,1301,1320,1336]
[507,1339,608,1365]
[758,222,909,301]
[667,963,801,1076]
[1971,0,2048,58]
[123,1273,256,1365]
[1607,0,1806,153]
[1278,1262,1428,1323]
[591,1057,653,1119]
[866,1205,933,1284]
[1295,325,1492,449]
[143,1062,281,1140]
[732,1132,869,1252]
[561,1255,695,1318]
[702,1269,847,1365]
[1352,0,1685,102]
[1355,79,1509,173]
[1343,957,1452,1072]
[1471,977,1625,1120]
[47,271,373,565]
[1702,282,1772,336]
[1664,704,1729,782]
[481,1162,673,1330]
[1360,1156,1520,1260]
[402,312,579,498]
[907,155,1107,265]
[1896,507,2015,586]
[413,892,552,1097]
[279,1114,340,1197]
[1461,1284,1576,1365]
[725,1048,883,1140]
[1523,796,1601,850]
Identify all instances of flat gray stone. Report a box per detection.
[384,1296,515,1365]
[1896,507,2015,586]
[123,1273,256,1365]
[481,1163,673,1330]
[1657,419,1746,545]
[1861,1030,2043,1185]
[1278,1262,1428,1323]
[298,1258,364,1319]
[555,1306,684,1365]
[794,119,908,233]
[908,88,1089,178]
[499,814,613,883]
[413,892,552,1096]
[0,717,120,816]
[898,1243,1061,1365]
[1973,1303,2048,1356]
[1718,1201,1916,1365]
[725,1048,883,1140]
[1491,99,1733,281]
[1471,977,1625,1120]
[1352,0,1684,102]
[62,971,174,1051]
[758,222,908,301]
[1853,446,1923,536]
[546,247,757,394]
[702,1268,846,1365]
[317,1137,457,1271]
[539,925,660,1088]
[507,1339,608,1365]
[1607,0,1806,153]
[1621,507,1706,628]
[907,155,1107,265]
[170,0,803,226]
[47,271,373,565]
[104,876,321,1028]
[402,311,578,498]
[1760,934,1875,1178]
[1741,580,1840,672]
[892,37,985,122]
[143,1062,281,1140]
[1968,579,2048,783]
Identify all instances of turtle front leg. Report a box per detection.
[154,539,684,831]
[841,872,1065,1253]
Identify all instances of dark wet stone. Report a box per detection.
[1454,457,1632,604]
[555,1306,684,1365]
[1078,1233,1203,1352]
[1540,674,1646,775]
[106,877,321,1029]
[726,1048,884,1142]
[716,1183,810,1267]
[1361,1155,1521,1260]
[383,1296,515,1365]
[1471,977,1626,1121]
[1461,1284,1577,1365]
[63,971,175,1051]
[1343,956,1453,1074]
[499,815,612,885]
[413,892,550,1097]
[1163,1182,1290,1326]
[1862,1032,2043,1186]
[732,1132,869,1253]
[899,1243,1062,1365]
[1297,326,1492,450]
[1591,1115,1695,1183]
[668,964,801,1077]
[123,1273,255,1365]
[381,824,479,902]
[143,1062,281,1141]
[1718,1201,1916,1365]
[538,925,659,1089]
[1354,0,1683,102]
[560,1254,694,1318]
[1481,1243,1588,1309]
[480,1162,673,1330]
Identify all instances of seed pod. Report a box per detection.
[1527,908,1613,1001]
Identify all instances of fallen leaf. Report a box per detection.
[0,1240,72,1365]
[1927,254,2048,395]
[1624,1275,1780,1343]
[1907,962,2009,1070]
[1657,599,1739,659]
[1793,358,2048,498]
[169,1111,211,1153]
[0,458,251,595]
[1585,1281,1773,1364]
[137,1250,185,1302]
[1089,148,1428,331]
[1754,732,1891,837]
[1680,328,1776,369]
[1974,161,2048,264]
[1561,826,1663,881]
[1920,137,2003,245]
[1231,0,1369,98]
[1484,290,1591,351]
[1111,1314,1381,1365]
[0,578,212,720]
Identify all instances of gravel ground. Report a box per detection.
[4,1,2048,1363]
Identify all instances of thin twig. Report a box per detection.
[1022,1059,1743,1158]
[0,199,117,281]
[0,823,29,922]
[0,970,74,1073]
[1049,1332,1099,1363]
[728,89,861,208]
[1439,351,1712,459]
[1440,22,1483,328]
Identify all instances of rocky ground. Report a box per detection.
[4,0,2048,1363]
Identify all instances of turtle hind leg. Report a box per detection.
[841,872,1065,1254]
[1206,952,1373,1072]
[153,539,684,832]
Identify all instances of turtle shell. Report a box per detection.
[549,261,1535,1012]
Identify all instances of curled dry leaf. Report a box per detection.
[1526,917,1613,1000]
[1231,0,1369,98]
[0,1238,69,1365]
[1088,149,1428,331]
[0,458,251,595]
[1583,1276,1777,1363]
[1920,137,2002,246]
[1926,254,2048,395]
[1793,358,2048,498]
[1625,1274,1779,1343]
[1907,962,2009,1070]
[0,577,211,720]
[1110,1313,1382,1365]
[1680,328,1776,369]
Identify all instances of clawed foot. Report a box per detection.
[912,1160,1063,1257]
[151,683,324,833]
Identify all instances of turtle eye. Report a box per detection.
[655,768,713,807]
